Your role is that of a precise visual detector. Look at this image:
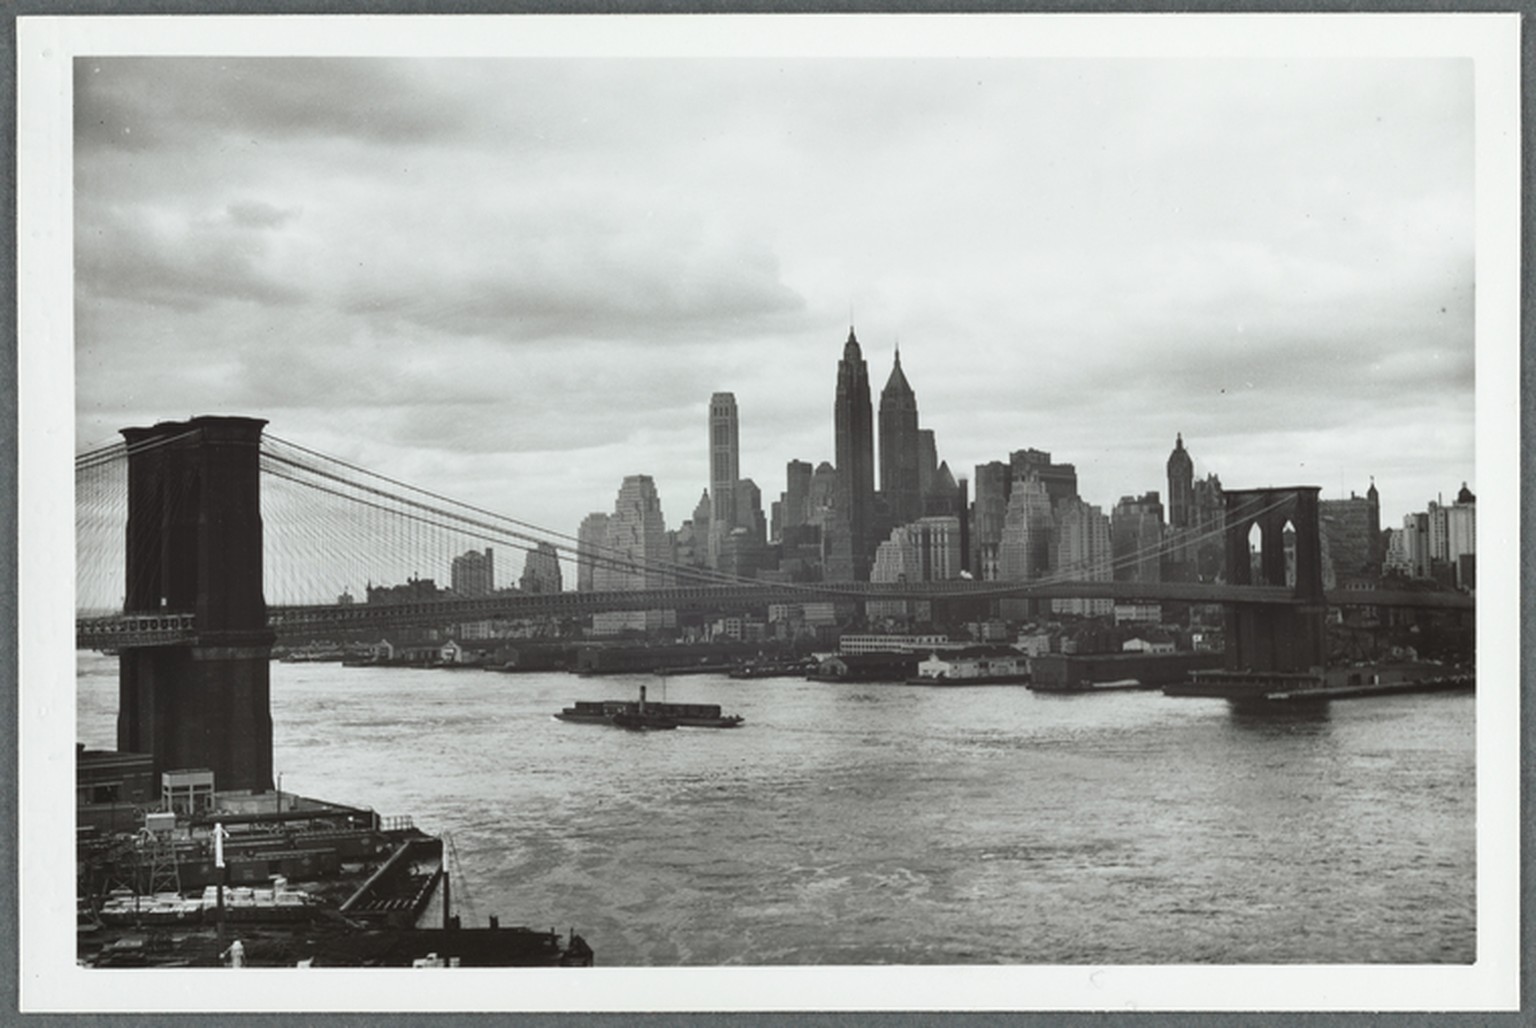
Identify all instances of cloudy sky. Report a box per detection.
[74,49,1476,575]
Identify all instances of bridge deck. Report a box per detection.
[77,581,1473,650]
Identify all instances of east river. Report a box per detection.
[75,653,1475,966]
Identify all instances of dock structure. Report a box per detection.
[1167,667,1473,705]
[76,781,595,968]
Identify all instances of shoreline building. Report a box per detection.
[828,327,876,581]
[707,392,740,569]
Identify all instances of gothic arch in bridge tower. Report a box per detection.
[117,416,275,793]
[1219,486,1326,673]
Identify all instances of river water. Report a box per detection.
[75,653,1475,966]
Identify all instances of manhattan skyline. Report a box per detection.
[71,33,1477,550]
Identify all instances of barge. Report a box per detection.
[1166,663,1474,704]
[554,685,744,728]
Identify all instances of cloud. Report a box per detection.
[226,200,301,230]
[336,208,807,342]
[77,202,310,311]
[74,58,468,155]
[72,55,1476,543]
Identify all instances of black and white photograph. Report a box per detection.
[16,11,1521,1014]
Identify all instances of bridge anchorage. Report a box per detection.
[116,416,275,793]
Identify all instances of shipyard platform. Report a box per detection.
[76,755,593,968]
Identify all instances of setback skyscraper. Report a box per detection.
[829,327,876,581]
[450,548,494,596]
[518,542,562,593]
[593,474,675,634]
[878,346,922,527]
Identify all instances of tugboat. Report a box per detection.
[609,684,678,730]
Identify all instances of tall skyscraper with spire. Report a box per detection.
[878,345,922,527]
[829,326,875,580]
[1167,433,1194,530]
[707,392,739,568]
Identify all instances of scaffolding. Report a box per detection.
[141,812,181,896]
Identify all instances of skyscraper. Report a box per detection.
[807,461,838,526]
[1191,473,1226,581]
[971,460,1011,580]
[867,515,964,622]
[593,475,674,634]
[1052,498,1113,617]
[518,542,562,593]
[1161,433,1197,580]
[1319,482,1384,578]
[998,475,1055,583]
[576,513,609,593]
[878,346,922,527]
[1008,448,1077,509]
[829,327,876,581]
[1112,492,1164,584]
[1166,433,1194,530]
[917,429,938,503]
[997,474,1054,620]
[708,392,739,568]
[450,548,494,596]
[783,459,813,531]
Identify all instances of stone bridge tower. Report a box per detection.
[1221,486,1327,672]
[117,416,274,793]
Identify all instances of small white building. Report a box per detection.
[916,648,1029,681]
[1122,636,1175,655]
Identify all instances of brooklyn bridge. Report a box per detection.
[75,415,1472,792]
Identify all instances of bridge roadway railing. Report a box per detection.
[75,612,198,649]
[77,581,1473,649]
